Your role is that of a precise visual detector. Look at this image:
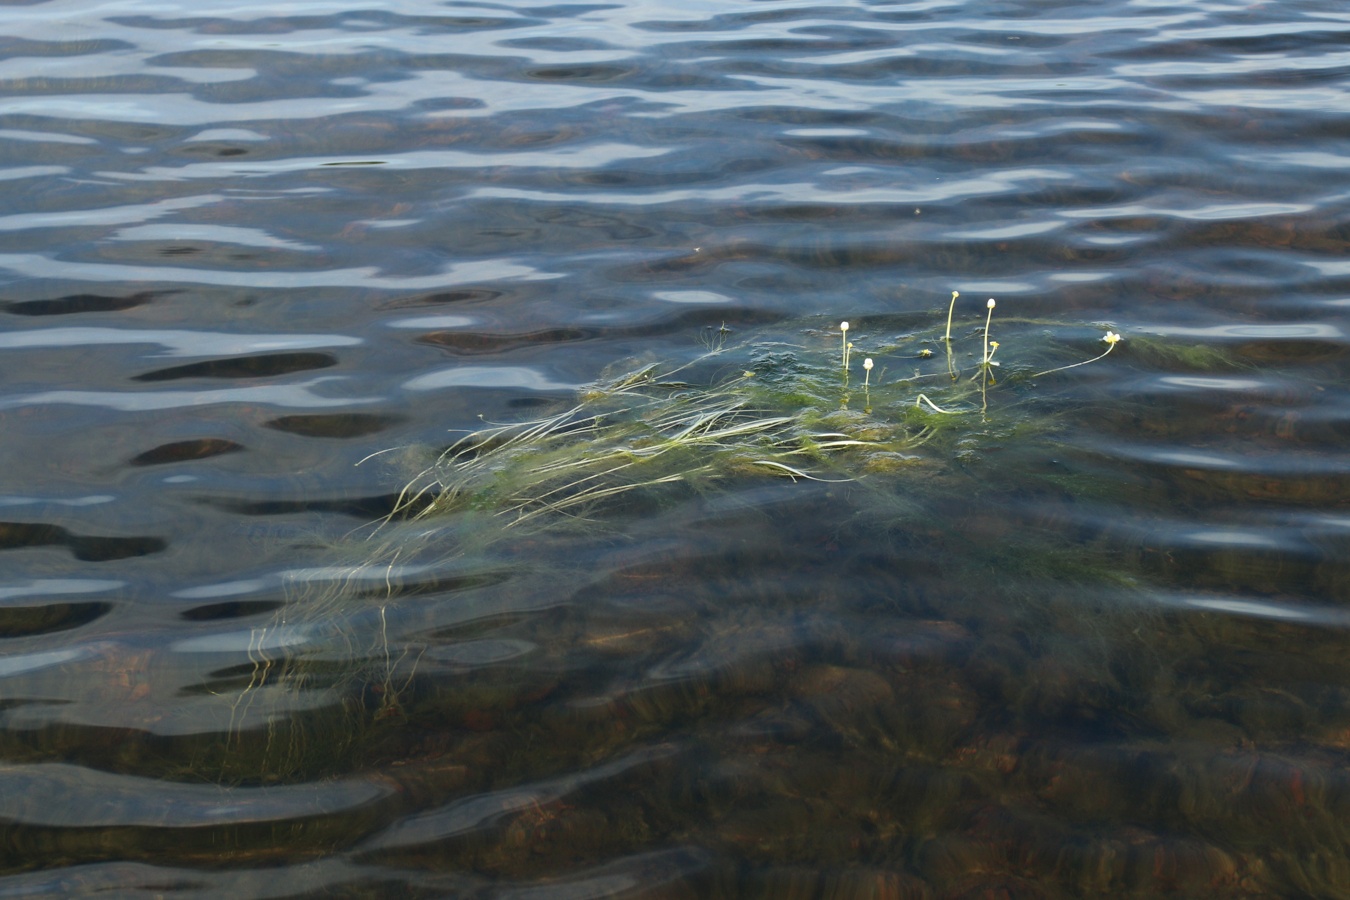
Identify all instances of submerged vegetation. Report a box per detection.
[220,292,1133,778]
[370,293,1125,540]
[188,295,1350,898]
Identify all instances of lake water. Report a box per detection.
[3,0,1350,896]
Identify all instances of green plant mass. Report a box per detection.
[378,297,1128,541]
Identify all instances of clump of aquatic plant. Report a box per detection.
[370,298,1152,559]
[379,294,1142,539]
[383,362,880,534]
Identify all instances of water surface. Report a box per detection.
[3,0,1350,896]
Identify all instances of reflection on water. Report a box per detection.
[4,0,1350,895]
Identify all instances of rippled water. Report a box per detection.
[4,0,1350,896]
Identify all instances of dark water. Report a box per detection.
[3,0,1350,896]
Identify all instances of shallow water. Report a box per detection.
[3,0,1350,896]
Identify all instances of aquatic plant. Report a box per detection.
[981,298,997,368]
[943,290,959,342]
[1033,330,1121,378]
[372,296,1135,541]
[384,367,871,534]
[1124,334,1238,371]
